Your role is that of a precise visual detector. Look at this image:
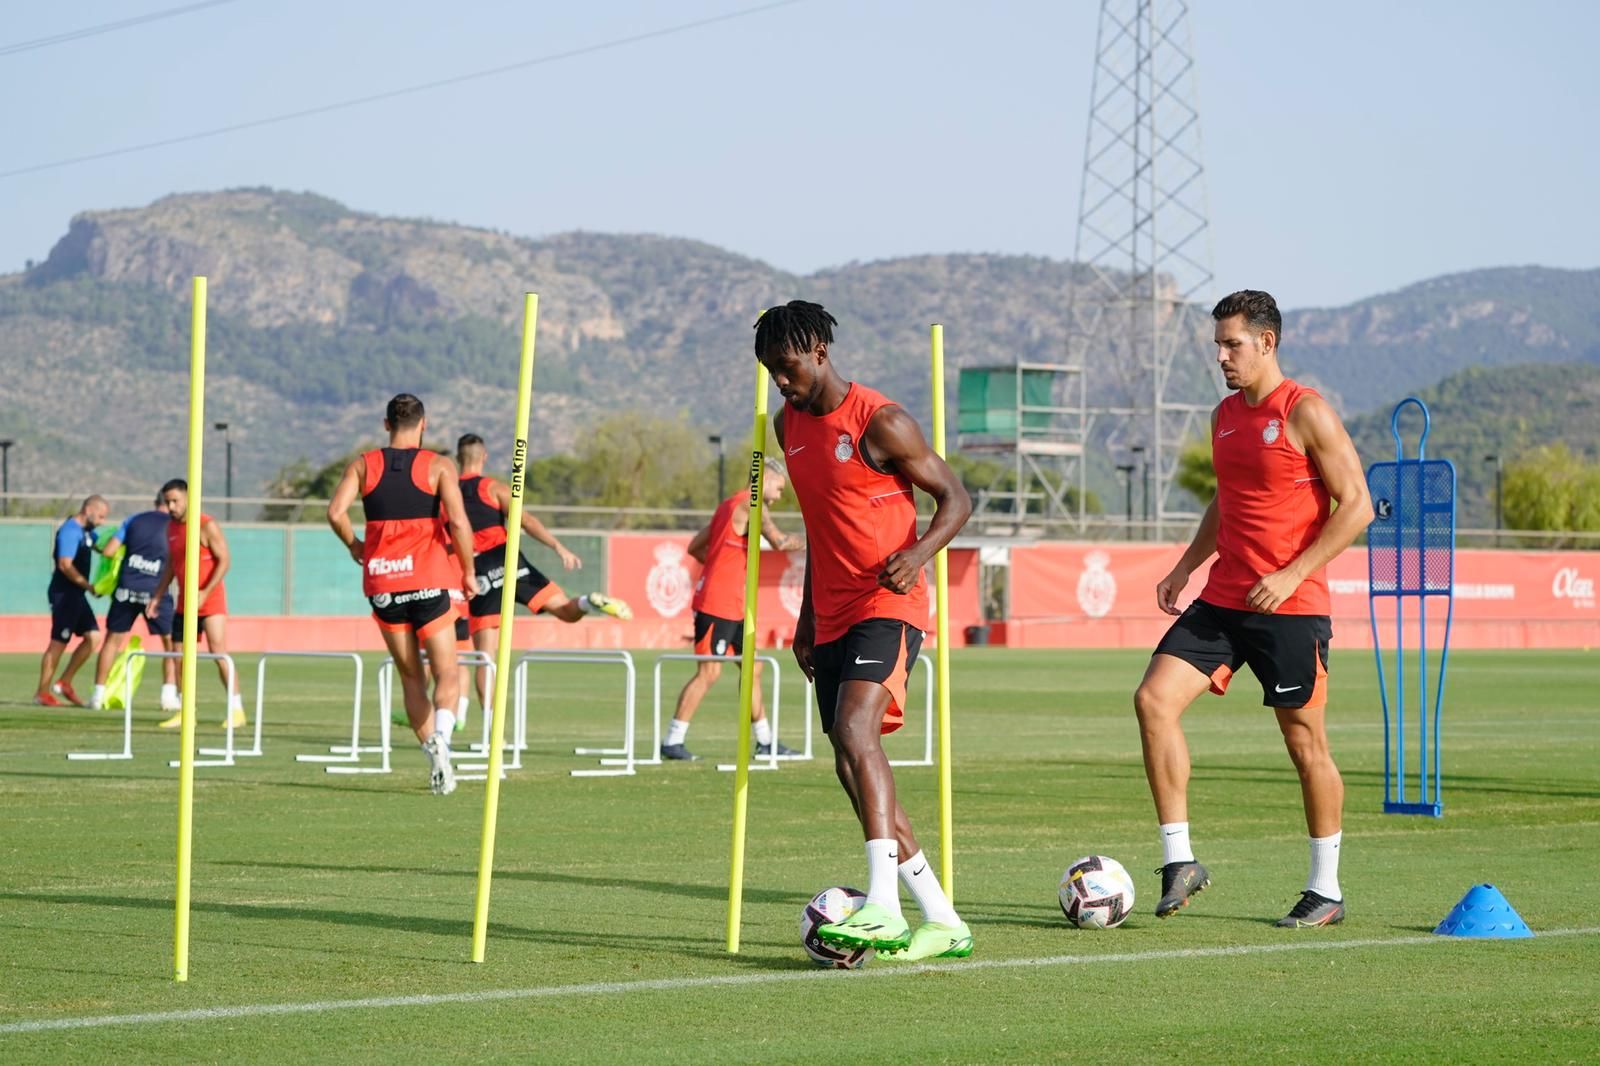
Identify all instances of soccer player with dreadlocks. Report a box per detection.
[756,300,974,961]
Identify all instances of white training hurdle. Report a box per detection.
[511,649,639,777]
[445,651,507,782]
[799,652,936,767]
[68,649,239,768]
[646,653,793,772]
[250,651,365,764]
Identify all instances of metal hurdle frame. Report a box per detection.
[68,649,239,767]
[511,649,638,777]
[1368,397,1455,817]
[448,651,507,782]
[799,652,936,767]
[645,653,788,772]
[254,651,364,763]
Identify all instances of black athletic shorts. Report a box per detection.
[106,588,174,637]
[47,588,97,642]
[469,548,561,632]
[1155,599,1331,710]
[693,611,743,657]
[813,618,923,735]
[369,588,455,641]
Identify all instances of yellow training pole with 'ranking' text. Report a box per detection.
[472,292,539,963]
[174,276,208,981]
[725,362,769,953]
[931,323,955,901]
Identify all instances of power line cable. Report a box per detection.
[0,0,801,181]
[0,0,244,58]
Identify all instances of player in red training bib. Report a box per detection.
[1135,290,1373,929]
[661,458,802,761]
[757,300,973,962]
[150,478,245,729]
[327,393,477,796]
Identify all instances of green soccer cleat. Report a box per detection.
[587,592,633,621]
[816,902,911,952]
[878,920,974,962]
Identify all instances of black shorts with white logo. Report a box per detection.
[370,588,455,641]
[812,618,923,735]
[693,611,743,657]
[106,589,174,637]
[1154,599,1331,709]
[48,589,98,642]
[468,548,561,631]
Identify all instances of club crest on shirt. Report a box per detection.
[834,433,854,463]
[1262,418,1282,444]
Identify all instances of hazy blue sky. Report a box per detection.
[3,0,1596,308]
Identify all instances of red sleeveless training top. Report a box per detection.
[693,492,749,621]
[166,513,227,615]
[1200,378,1332,615]
[782,383,928,644]
[360,448,457,596]
[458,475,509,555]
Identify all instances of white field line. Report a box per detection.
[4,926,1598,1036]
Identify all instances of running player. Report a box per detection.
[1135,290,1373,928]
[327,395,477,795]
[149,479,245,728]
[89,494,181,713]
[661,459,802,761]
[34,495,109,706]
[453,434,632,707]
[756,301,973,961]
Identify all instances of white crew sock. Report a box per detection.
[434,708,457,742]
[752,717,773,747]
[865,839,903,915]
[228,692,243,713]
[1160,822,1195,866]
[92,683,107,705]
[161,683,179,703]
[1306,832,1342,900]
[666,719,690,746]
[898,850,959,925]
[457,695,469,719]
[577,594,596,615]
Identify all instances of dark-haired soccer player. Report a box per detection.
[34,495,109,706]
[90,493,181,713]
[1135,289,1372,928]
[661,457,802,761]
[757,300,973,961]
[150,478,245,728]
[328,394,477,795]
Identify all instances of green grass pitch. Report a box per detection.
[1,647,1596,1062]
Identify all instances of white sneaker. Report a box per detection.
[161,696,183,712]
[424,732,456,795]
[89,693,105,711]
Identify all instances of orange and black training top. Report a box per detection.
[782,383,928,644]
[1201,378,1332,615]
[360,447,456,596]
[457,475,509,554]
[166,513,227,616]
[693,492,750,621]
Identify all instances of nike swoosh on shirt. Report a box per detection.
[1217,428,1236,437]
[854,656,883,665]
[1274,684,1302,693]
[786,445,806,456]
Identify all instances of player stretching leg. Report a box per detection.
[328,394,478,795]
[758,301,973,961]
[1134,290,1372,927]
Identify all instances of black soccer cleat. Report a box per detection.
[755,740,800,757]
[1155,861,1211,918]
[1275,890,1345,928]
[659,743,700,761]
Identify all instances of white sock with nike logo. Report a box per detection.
[752,716,773,747]
[1306,831,1342,900]
[865,839,903,915]
[898,850,959,925]
[1160,821,1195,865]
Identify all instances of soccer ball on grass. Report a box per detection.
[1058,855,1136,929]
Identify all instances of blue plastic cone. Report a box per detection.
[1433,884,1533,938]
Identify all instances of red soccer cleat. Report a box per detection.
[52,681,85,707]
[33,690,62,707]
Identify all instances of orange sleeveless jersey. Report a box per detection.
[165,514,227,615]
[782,383,928,644]
[693,492,750,620]
[360,448,458,597]
[1200,378,1332,615]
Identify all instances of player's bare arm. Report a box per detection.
[1245,395,1374,614]
[861,404,971,595]
[56,551,91,591]
[326,459,367,565]
[685,522,712,565]
[490,479,581,570]
[433,454,478,598]
[760,509,801,551]
[195,517,229,602]
[1156,407,1222,615]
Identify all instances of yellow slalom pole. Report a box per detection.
[174,276,208,982]
[931,323,955,902]
[472,293,539,964]
[725,363,768,953]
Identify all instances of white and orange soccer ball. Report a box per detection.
[1058,855,1136,929]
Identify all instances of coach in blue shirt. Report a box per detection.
[89,497,182,712]
[34,495,109,707]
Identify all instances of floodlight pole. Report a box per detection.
[215,422,233,521]
[1483,454,1502,547]
[709,434,724,501]
[0,440,13,517]
[1131,445,1148,540]
[1116,463,1136,540]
